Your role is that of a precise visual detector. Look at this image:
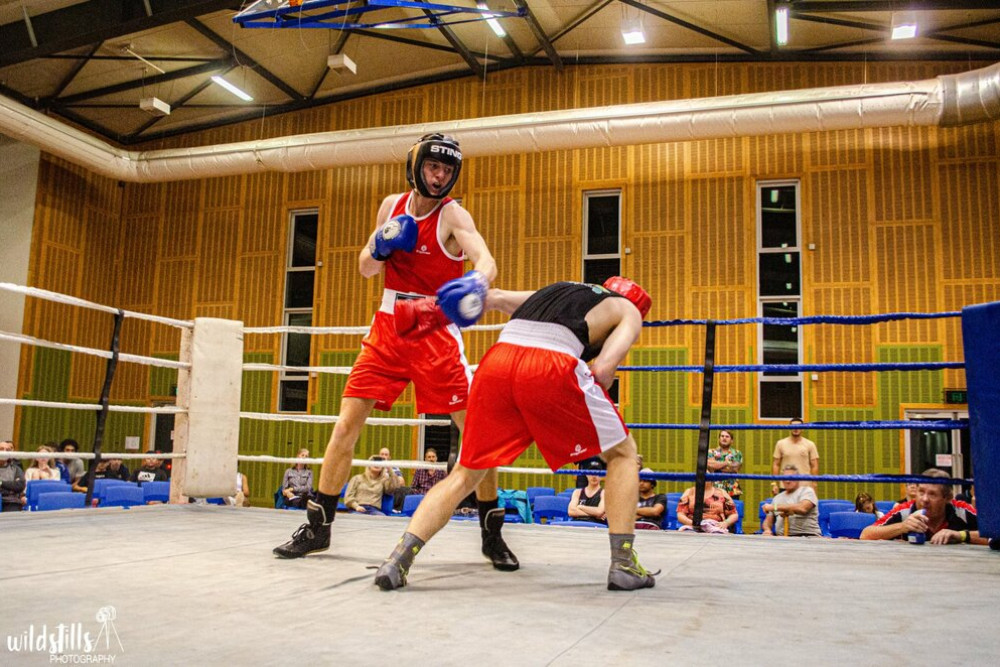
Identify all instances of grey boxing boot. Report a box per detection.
[273,500,332,558]
[375,532,426,591]
[607,533,656,591]
[481,506,520,571]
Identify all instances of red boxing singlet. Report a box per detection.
[383,192,464,296]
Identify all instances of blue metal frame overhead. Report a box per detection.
[233,0,525,30]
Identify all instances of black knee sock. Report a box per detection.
[478,498,500,532]
[314,491,339,523]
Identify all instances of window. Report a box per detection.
[583,191,621,285]
[280,210,318,413]
[757,182,802,420]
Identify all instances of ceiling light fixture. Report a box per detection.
[775,5,789,46]
[476,2,506,38]
[891,11,918,40]
[621,15,645,45]
[211,75,253,101]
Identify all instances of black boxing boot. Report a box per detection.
[607,533,657,591]
[273,495,334,558]
[480,503,519,571]
[374,532,426,591]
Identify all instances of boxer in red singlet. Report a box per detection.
[274,134,517,572]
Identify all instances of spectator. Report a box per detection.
[230,471,251,507]
[772,418,819,488]
[861,469,986,545]
[282,449,315,509]
[1,440,26,512]
[762,465,821,537]
[575,455,605,488]
[854,492,883,519]
[2,439,23,471]
[707,429,742,500]
[568,459,606,524]
[635,468,666,530]
[43,441,70,482]
[410,449,447,495]
[377,447,406,487]
[344,455,402,515]
[72,459,111,493]
[676,480,737,533]
[897,483,918,507]
[25,445,62,481]
[105,457,130,481]
[59,439,85,486]
[131,453,168,483]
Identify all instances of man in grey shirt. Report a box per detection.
[761,465,821,537]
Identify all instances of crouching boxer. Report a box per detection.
[377,277,659,591]
[273,133,517,573]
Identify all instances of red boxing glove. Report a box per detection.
[394,297,451,339]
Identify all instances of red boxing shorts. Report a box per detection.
[344,309,472,414]
[458,321,629,471]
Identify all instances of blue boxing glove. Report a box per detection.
[436,270,489,328]
[371,215,418,261]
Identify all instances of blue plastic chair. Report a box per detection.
[828,511,877,539]
[526,486,555,509]
[206,497,227,505]
[37,491,86,511]
[142,481,170,504]
[757,499,774,534]
[666,492,683,503]
[103,484,145,508]
[818,500,855,537]
[663,499,679,530]
[875,500,896,514]
[533,495,570,524]
[557,488,576,498]
[92,478,129,503]
[732,499,744,534]
[380,493,395,515]
[402,494,424,517]
[26,480,70,510]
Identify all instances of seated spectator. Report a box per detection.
[131,453,168,483]
[59,439,85,486]
[635,468,666,530]
[861,468,986,545]
[574,455,605,489]
[568,459,606,524]
[896,482,918,507]
[105,457,130,481]
[281,449,315,509]
[1,440,26,512]
[411,449,446,495]
[379,447,406,486]
[72,459,112,493]
[707,429,743,500]
[676,480,737,533]
[229,471,251,507]
[2,439,23,471]
[25,445,62,481]
[761,465,821,537]
[854,491,883,519]
[343,455,402,515]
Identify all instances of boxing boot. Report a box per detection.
[273,500,331,558]
[607,533,656,591]
[481,507,520,571]
[375,532,425,591]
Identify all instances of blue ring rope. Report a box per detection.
[646,311,960,327]
[625,420,966,431]
[559,469,971,486]
[620,361,964,373]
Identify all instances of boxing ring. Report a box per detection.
[2,281,1000,664]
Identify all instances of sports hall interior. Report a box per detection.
[7,57,998,530]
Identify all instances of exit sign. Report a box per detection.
[945,389,967,404]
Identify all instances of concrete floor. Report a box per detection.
[3,505,998,666]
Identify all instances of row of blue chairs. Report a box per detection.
[756,498,896,537]
[18,479,171,511]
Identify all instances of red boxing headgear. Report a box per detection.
[603,276,652,319]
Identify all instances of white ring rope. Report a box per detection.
[237,454,563,477]
[0,282,193,329]
[0,451,183,461]
[0,331,190,370]
[239,411,450,426]
[243,363,354,374]
[243,323,506,335]
[0,398,185,414]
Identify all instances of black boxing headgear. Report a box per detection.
[406,133,462,199]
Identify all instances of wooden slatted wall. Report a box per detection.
[17,61,999,512]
